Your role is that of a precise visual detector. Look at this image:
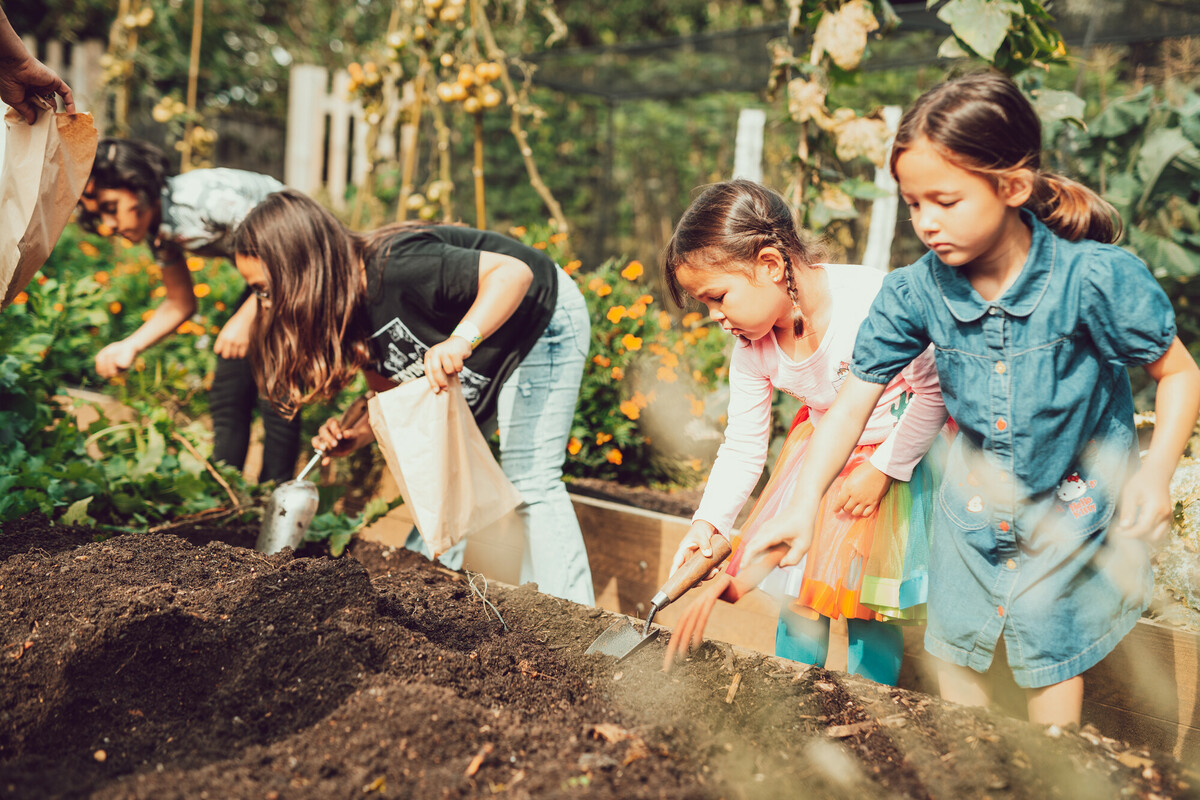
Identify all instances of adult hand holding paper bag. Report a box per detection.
[0,101,97,308]
[368,376,523,559]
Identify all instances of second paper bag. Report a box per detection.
[368,377,523,558]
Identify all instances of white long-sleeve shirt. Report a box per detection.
[693,263,947,537]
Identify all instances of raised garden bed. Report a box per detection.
[2,514,1193,798]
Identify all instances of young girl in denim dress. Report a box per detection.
[746,71,1200,725]
[661,180,948,685]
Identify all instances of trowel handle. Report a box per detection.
[295,392,376,482]
[337,391,373,431]
[651,533,733,610]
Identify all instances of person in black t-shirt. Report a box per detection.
[233,189,594,605]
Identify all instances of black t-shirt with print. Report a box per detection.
[363,226,559,423]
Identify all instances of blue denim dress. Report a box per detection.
[850,212,1177,688]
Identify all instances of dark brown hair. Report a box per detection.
[234,190,377,418]
[662,180,827,336]
[890,70,1120,243]
[79,138,172,234]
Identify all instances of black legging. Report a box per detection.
[208,291,302,483]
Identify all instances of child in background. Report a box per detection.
[662,180,948,685]
[234,190,594,606]
[745,71,1200,725]
[83,139,302,484]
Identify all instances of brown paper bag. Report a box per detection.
[368,377,523,558]
[0,106,98,309]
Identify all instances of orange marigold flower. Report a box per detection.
[649,343,668,356]
[186,257,205,272]
[563,260,582,275]
[193,283,211,298]
[587,277,604,292]
[660,352,679,368]
[78,241,100,257]
[108,301,122,314]
[94,270,109,284]
[215,301,226,311]
[13,291,28,304]
[638,294,654,305]
[96,223,113,237]
[596,284,612,297]
[509,225,527,237]
[36,275,47,285]
[682,311,703,327]
[53,302,64,312]
[620,333,642,351]
[533,241,548,250]
[689,395,705,416]
[692,370,704,383]
[694,326,709,339]
[153,286,167,298]
[620,260,644,281]
[689,458,703,471]
[611,367,624,381]
[606,305,626,323]
[657,311,672,330]
[606,448,623,465]
[593,355,611,368]
[596,432,613,445]
[567,436,582,455]
[627,303,646,319]
[141,310,154,321]
[632,390,649,408]
[657,366,677,383]
[550,232,568,244]
[619,400,640,420]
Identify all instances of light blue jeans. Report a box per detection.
[406,268,595,605]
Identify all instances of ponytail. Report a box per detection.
[1028,172,1122,244]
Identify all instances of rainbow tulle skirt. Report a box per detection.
[725,408,942,623]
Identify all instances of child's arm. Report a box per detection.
[744,375,886,566]
[95,256,195,377]
[213,296,258,359]
[1118,337,1200,540]
[423,250,533,393]
[837,347,948,516]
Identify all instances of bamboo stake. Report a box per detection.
[107,0,131,136]
[472,0,569,235]
[179,0,204,173]
[396,63,428,223]
[432,100,454,221]
[473,113,486,229]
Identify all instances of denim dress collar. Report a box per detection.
[929,209,1056,323]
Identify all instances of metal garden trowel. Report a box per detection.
[585,533,733,660]
[256,393,372,555]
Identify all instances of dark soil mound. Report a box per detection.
[0,514,1193,799]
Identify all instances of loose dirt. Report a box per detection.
[1,514,1194,799]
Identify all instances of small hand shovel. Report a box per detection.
[256,394,372,555]
[585,533,733,660]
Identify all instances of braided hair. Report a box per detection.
[663,180,826,336]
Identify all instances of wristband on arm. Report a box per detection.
[451,320,483,350]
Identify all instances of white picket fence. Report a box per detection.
[285,63,411,210]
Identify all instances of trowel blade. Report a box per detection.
[584,618,658,661]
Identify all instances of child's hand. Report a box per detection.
[423,337,474,393]
[95,340,138,377]
[213,314,253,359]
[670,520,723,579]
[1116,467,1175,542]
[663,571,751,670]
[834,462,893,517]
[743,510,815,568]
[311,414,373,465]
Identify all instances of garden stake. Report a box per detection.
[256,393,372,555]
[585,532,732,661]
